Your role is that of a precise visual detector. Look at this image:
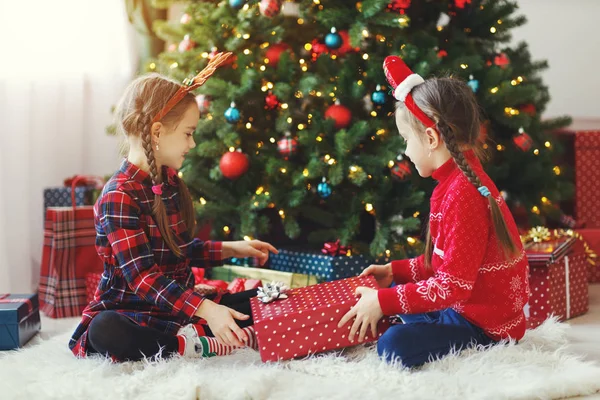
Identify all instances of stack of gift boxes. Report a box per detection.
[553,121,600,283]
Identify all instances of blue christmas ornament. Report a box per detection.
[325,27,342,50]
[467,75,479,93]
[224,102,241,124]
[371,85,386,105]
[229,0,245,9]
[317,178,332,199]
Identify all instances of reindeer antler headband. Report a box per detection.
[152,52,233,123]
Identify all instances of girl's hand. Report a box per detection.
[338,287,384,343]
[222,240,279,266]
[360,263,393,288]
[195,300,249,347]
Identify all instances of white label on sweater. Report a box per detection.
[433,246,445,259]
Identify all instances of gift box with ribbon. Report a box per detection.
[208,265,318,289]
[268,242,388,282]
[43,175,105,215]
[250,275,391,362]
[0,294,42,350]
[575,229,600,282]
[522,227,589,328]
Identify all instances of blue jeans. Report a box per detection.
[377,308,497,368]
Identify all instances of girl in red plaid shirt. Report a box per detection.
[70,54,278,361]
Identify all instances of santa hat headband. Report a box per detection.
[152,52,233,123]
[383,56,436,128]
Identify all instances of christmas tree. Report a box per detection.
[145,0,571,259]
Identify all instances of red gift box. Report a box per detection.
[575,130,600,228]
[525,236,589,328]
[575,229,600,283]
[250,276,390,362]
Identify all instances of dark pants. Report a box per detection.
[377,308,497,368]
[87,289,257,361]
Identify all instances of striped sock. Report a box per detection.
[197,326,258,357]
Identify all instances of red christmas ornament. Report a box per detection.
[336,30,360,55]
[325,103,352,130]
[388,0,411,12]
[180,13,192,24]
[512,128,533,152]
[391,159,412,180]
[311,39,328,56]
[454,0,472,8]
[520,103,537,116]
[311,31,358,60]
[494,53,510,68]
[259,0,282,18]
[195,95,211,114]
[437,49,448,58]
[178,34,195,53]
[220,150,249,179]
[277,132,298,157]
[265,92,280,110]
[265,43,290,66]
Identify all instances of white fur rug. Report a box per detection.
[1,318,600,400]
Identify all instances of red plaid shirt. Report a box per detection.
[69,159,223,357]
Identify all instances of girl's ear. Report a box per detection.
[425,127,442,150]
[151,122,163,142]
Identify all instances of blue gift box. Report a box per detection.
[269,248,389,282]
[43,187,95,213]
[0,294,41,350]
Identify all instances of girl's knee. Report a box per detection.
[376,325,423,365]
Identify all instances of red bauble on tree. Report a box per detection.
[265,92,280,110]
[391,158,412,180]
[195,95,211,114]
[388,0,411,12]
[325,102,352,130]
[259,0,282,18]
[520,103,537,116]
[512,128,533,152]
[265,43,290,66]
[178,34,195,53]
[220,150,249,179]
[494,53,510,68]
[336,31,359,55]
[454,0,472,8]
[437,49,448,58]
[277,132,298,158]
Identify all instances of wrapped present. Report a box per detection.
[0,294,41,350]
[43,187,95,213]
[228,257,260,267]
[209,265,318,289]
[269,244,387,282]
[575,130,600,228]
[43,175,105,215]
[85,272,102,303]
[575,229,600,283]
[524,230,589,328]
[39,178,104,318]
[250,276,390,362]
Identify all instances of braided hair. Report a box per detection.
[398,77,519,268]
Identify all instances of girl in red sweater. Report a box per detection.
[339,56,529,368]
